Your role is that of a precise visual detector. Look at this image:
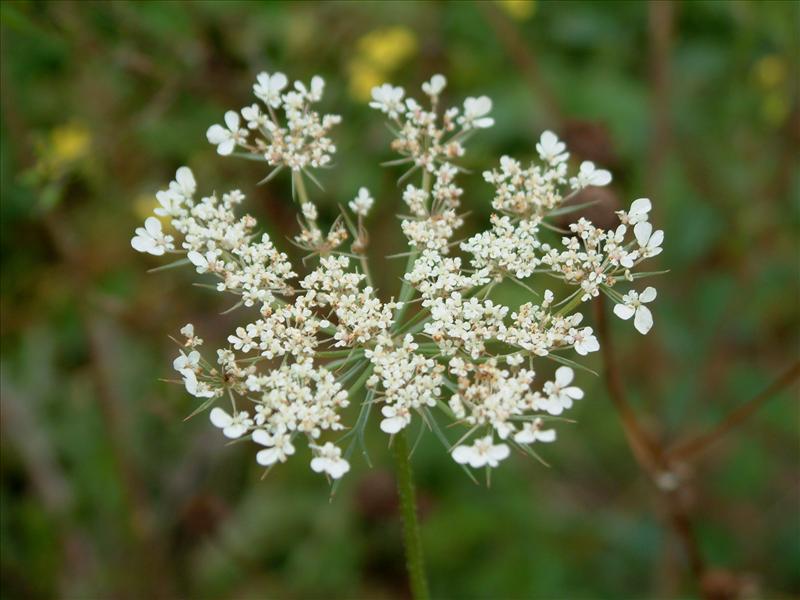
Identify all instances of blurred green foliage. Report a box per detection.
[1,1,798,598]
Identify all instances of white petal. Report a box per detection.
[256,448,280,466]
[451,445,474,465]
[539,130,558,151]
[514,429,535,444]
[224,110,240,130]
[614,304,635,320]
[535,429,556,443]
[251,429,271,447]
[489,443,510,462]
[468,453,488,469]
[328,459,349,479]
[181,369,198,395]
[634,305,653,334]
[209,407,232,429]
[241,104,257,121]
[630,197,651,215]
[218,139,236,156]
[544,400,564,416]
[310,75,324,96]
[639,286,657,303]
[310,457,326,473]
[144,216,162,236]
[371,86,385,102]
[175,166,195,195]
[223,424,246,439]
[206,124,228,144]
[590,169,612,186]
[187,250,207,268]
[272,72,288,91]
[559,395,574,411]
[634,222,653,246]
[131,235,154,253]
[555,366,574,386]
[173,354,188,371]
[380,416,404,434]
[649,229,664,248]
[564,386,584,400]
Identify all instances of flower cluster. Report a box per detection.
[132,72,665,482]
[207,72,341,174]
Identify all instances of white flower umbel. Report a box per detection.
[613,286,657,334]
[207,111,247,156]
[210,407,253,439]
[514,418,557,444]
[452,436,510,469]
[349,187,374,217]
[131,217,173,256]
[459,96,494,129]
[310,442,350,479]
[536,130,569,165]
[133,71,665,483]
[572,161,612,188]
[634,222,664,258]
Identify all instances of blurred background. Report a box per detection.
[1,1,798,598]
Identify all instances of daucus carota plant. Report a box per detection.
[132,71,665,480]
[132,71,664,596]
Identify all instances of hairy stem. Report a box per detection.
[392,429,430,600]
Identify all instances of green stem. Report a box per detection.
[294,171,310,204]
[393,429,430,600]
[392,249,419,329]
[555,291,583,317]
[392,169,432,330]
[360,253,374,288]
[316,349,364,359]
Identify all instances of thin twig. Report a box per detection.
[665,361,800,462]
[478,2,564,127]
[593,296,665,475]
[647,0,674,193]
[593,295,708,583]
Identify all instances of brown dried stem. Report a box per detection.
[666,361,800,462]
[593,295,708,584]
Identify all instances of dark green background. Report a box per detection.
[1,1,798,598]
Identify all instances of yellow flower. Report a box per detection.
[49,122,90,166]
[357,26,417,72]
[348,58,386,102]
[29,122,91,184]
[497,0,537,21]
[753,55,786,89]
[348,26,417,101]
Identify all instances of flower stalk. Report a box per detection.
[392,429,430,600]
